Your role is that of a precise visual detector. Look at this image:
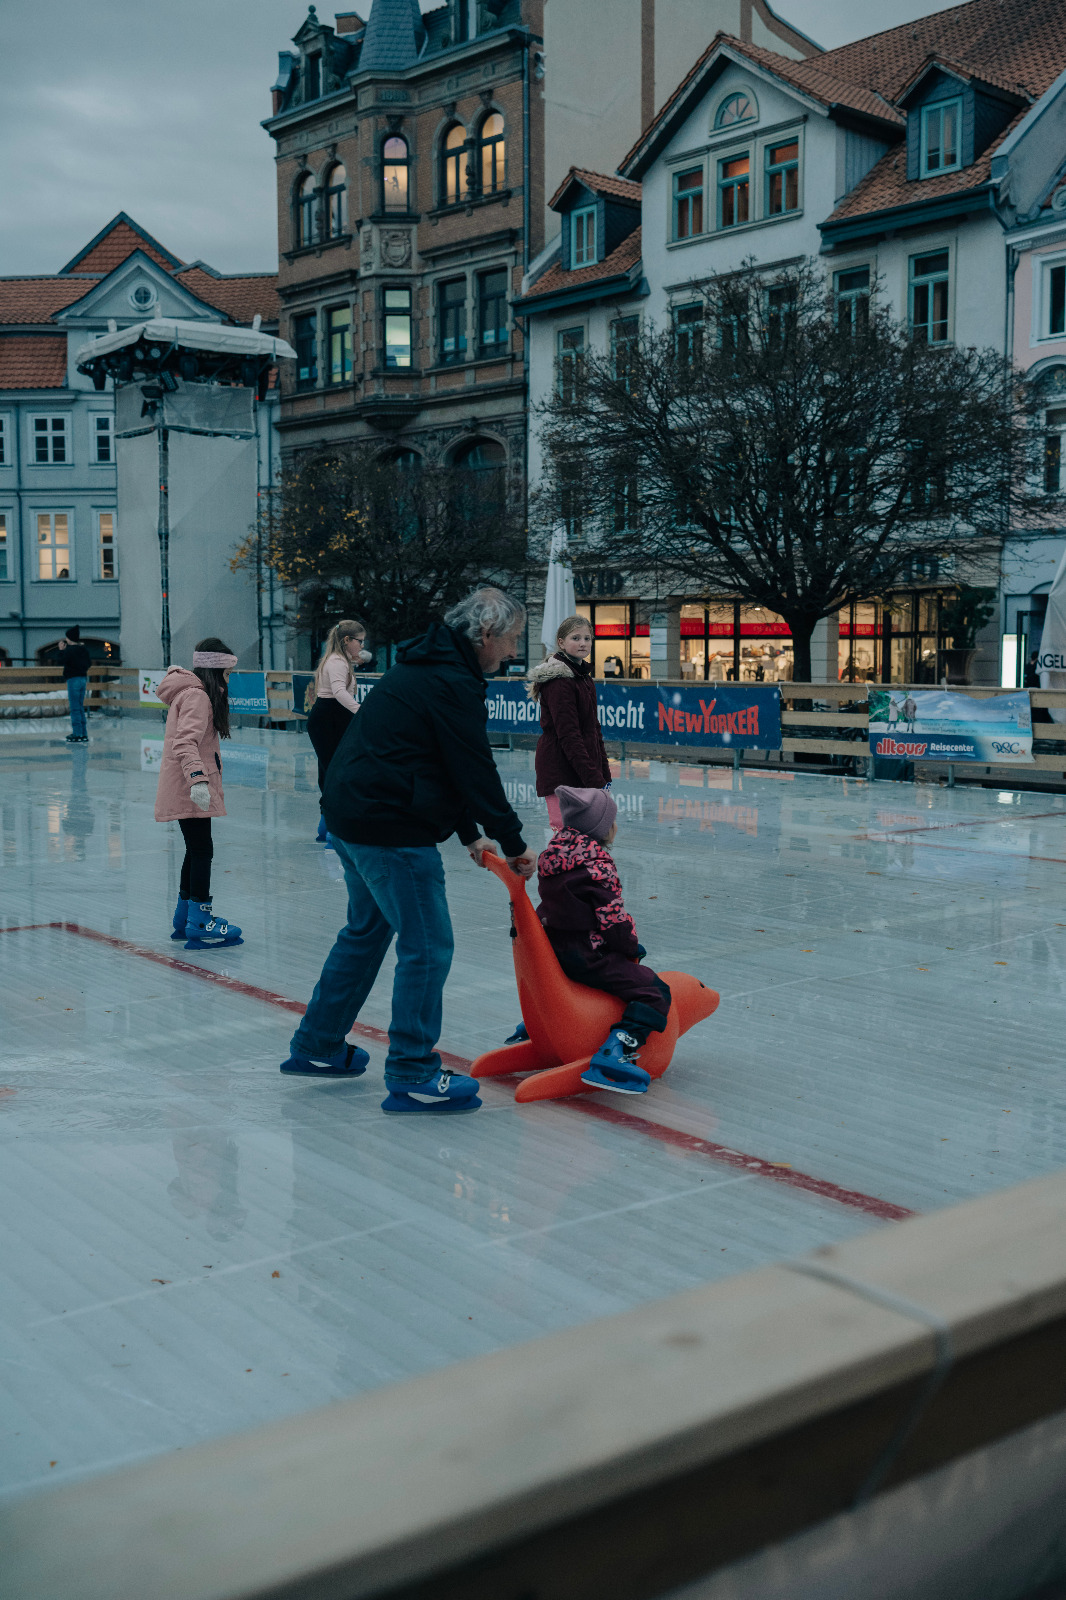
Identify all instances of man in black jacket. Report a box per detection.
[282,586,536,1113]
[58,625,92,744]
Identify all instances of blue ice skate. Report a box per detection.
[171,895,190,940]
[184,902,243,951]
[316,813,328,843]
[324,832,336,851]
[504,1020,529,1044]
[381,1067,481,1113]
[580,1028,651,1095]
[280,1041,369,1077]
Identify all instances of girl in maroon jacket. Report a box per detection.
[528,615,611,830]
[537,785,671,1095]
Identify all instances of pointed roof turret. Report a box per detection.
[358,0,424,73]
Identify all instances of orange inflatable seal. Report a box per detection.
[470,851,719,1102]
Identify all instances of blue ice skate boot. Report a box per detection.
[171,895,190,940]
[324,832,336,850]
[381,1067,481,1113]
[504,1020,529,1044]
[581,1028,651,1095]
[316,813,328,843]
[184,902,243,951]
[280,1041,369,1077]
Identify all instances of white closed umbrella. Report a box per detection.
[540,525,576,656]
[1039,544,1066,724]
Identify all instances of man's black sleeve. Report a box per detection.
[434,678,526,856]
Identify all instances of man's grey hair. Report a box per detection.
[444,585,526,643]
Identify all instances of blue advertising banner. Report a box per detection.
[868,688,1033,764]
[484,680,781,751]
[227,671,269,715]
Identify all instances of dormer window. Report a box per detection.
[920,98,961,177]
[572,204,597,267]
[304,51,321,101]
[715,92,757,130]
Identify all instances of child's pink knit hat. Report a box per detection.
[556,785,617,841]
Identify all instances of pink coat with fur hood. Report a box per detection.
[154,667,227,821]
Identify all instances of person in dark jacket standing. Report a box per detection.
[281,586,537,1113]
[528,615,611,830]
[58,626,92,744]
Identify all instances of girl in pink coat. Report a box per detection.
[155,637,243,950]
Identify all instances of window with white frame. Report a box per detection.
[92,413,113,463]
[97,510,116,579]
[36,511,71,579]
[33,415,68,464]
[714,91,757,130]
[571,205,596,267]
[910,250,950,344]
[0,417,7,466]
[1045,261,1066,339]
[0,513,8,581]
[920,99,962,177]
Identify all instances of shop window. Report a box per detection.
[477,268,508,357]
[571,204,597,266]
[383,137,409,213]
[1046,263,1066,338]
[384,287,413,368]
[674,303,704,366]
[765,140,799,216]
[480,113,505,195]
[92,413,113,463]
[910,250,950,344]
[715,91,757,129]
[438,278,467,364]
[718,154,750,228]
[835,266,870,332]
[328,306,353,383]
[34,416,67,464]
[293,313,317,388]
[0,513,7,581]
[442,124,469,206]
[920,99,961,177]
[325,164,348,237]
[611,315,639,387]
[37,511,70,580]
[1044,407,1066,493]
[556,326,584,402]
[673,168,703,240]
[97,511,116,580]
[295,173,318,247]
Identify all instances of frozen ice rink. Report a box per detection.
[3,717,1066,1504]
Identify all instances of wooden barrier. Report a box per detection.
[5,1170,1066,1600]
[0,665,118,718]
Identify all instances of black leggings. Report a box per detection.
[307,697,353,804]
[178,816,213,902]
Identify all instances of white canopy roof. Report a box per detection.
[75,319,295,369]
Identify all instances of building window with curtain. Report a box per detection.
[383,137,409,212]
[442,125,469,205]
[477,268,508,357]
[556,326,584,402]
[293,313,317,387]
[910,250,950,344]
[718,154,750,228]
[97,511,116,580]
[765,140,799,215]
[328,307,352,383]
[296,173,318,247]
[37,511,70,579]
[920,99,961,177]
[384,287,413,368]
[325,164,348,237]
[33,416,67,464]
[479,113,505,194]
[835,266,870,332]
[438,278,467,364]
[673,168,703,240]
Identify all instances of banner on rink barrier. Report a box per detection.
[484,680,782,751]
[227,672,268,715]
[868,688,1033,764]
[292,673,315,716]
[139,670,166,707]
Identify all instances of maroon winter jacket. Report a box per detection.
[529,652,611,797]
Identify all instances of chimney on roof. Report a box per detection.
[335,10,365,32]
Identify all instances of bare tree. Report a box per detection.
[536,260,1042,679]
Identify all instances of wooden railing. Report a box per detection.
[0,665,115,717]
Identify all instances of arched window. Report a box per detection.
[714,91,757,129]
[442,124,469,206]
[296,172,318,247]
[325,163,348,237]
[453,436,505,472]
[479,113,505,195]
[383,136,409,212]
[451,436,506,522]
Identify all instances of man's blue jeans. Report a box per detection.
[289,839,454,1086]
[67,676,87,738]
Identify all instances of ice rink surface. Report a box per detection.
[2,716,1066,1501]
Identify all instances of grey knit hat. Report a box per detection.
[555,785,617,841]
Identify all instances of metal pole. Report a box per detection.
[158,424,171,667]
[947,763,955,789]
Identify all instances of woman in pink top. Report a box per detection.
[306,618,371,843]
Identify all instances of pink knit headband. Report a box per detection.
[193,651,238,669]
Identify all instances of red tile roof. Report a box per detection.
[548,167,642,211]
[521,226,643,304]
[0,336,68,388]
[173,268,281,324]
[63,218,183,274]
[0,277,100,325]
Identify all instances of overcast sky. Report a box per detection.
[1,0,964,278]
